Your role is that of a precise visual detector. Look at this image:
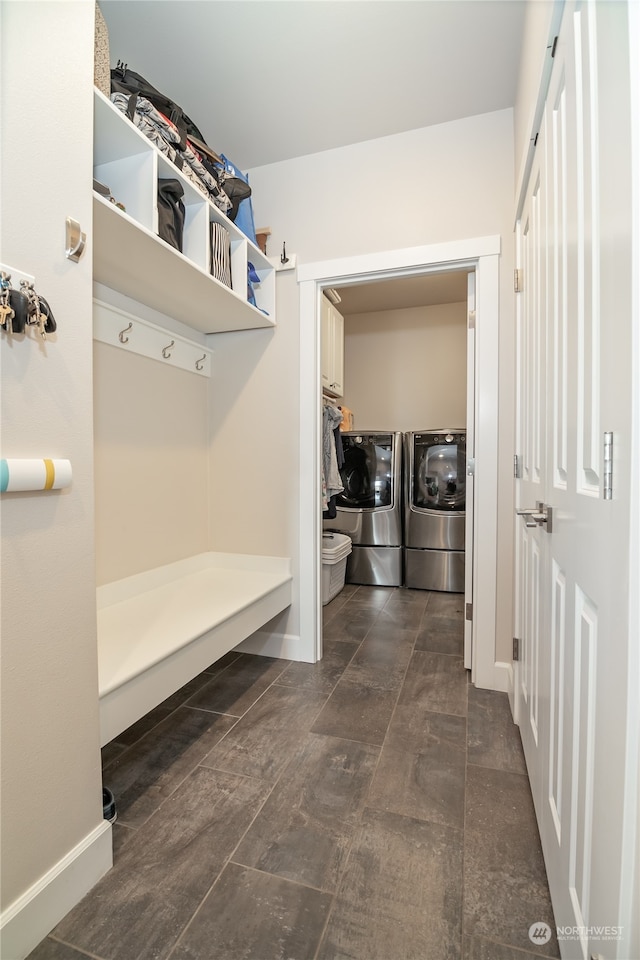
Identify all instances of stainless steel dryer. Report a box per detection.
[323,431,403,586]
[404,429,466,592]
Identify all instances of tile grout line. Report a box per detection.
[164,867,228,960]
[168,633,381,960]
[45,934,108,960]
[164,691,306,959]
[311,588,406,960]
[312,585,429,960]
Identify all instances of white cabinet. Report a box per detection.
[92,90,275,335]
[321,296,344,396]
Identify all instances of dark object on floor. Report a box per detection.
[103,787,117,823]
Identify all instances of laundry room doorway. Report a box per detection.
[321,270,474,663]
[298,236,504,690]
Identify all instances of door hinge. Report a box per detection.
[514,269,522,293]
[513,454,522,479]
[603,431,613,500]
[468,308,476,330]
[513,637,520,661]
[466,602,473,622]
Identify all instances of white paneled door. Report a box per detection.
[464,269,476,670]
[515,3,636,958]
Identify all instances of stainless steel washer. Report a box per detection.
[323,431,403,586]
[404,429,466,592]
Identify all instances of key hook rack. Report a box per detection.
[1,263,57,340]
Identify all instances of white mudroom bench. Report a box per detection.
[97,552,292,746]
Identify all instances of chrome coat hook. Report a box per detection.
[65,217,86,263]
[162,339,175,359]
[195,353,207,371]
[118,322,133,343]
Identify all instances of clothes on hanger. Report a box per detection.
[324,419,344,519]
[322,399,343,514]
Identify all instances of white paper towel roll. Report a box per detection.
[0,459,72,492]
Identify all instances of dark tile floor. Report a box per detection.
[29,585,559,960]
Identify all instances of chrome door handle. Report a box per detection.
[516,502,553,532]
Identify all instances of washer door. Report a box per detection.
[337,434,394,509]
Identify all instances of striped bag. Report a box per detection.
[210,222,232,288]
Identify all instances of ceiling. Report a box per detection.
[333,269,469,315]
[100,0,525,311]
[100,0,527,171]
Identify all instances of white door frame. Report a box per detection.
[297,235,505,690]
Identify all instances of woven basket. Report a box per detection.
[94,3,110,97]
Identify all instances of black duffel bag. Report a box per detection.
[157,179,185,252]
[111,61,206,152]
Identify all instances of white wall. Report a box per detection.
[205,272,302,637]
[342,302,467,431]
[92,286,211,585]
[94,344,210,585]
[0,3,110,955]
[246,108,516,663]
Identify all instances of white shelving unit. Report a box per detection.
[92,89,275,334]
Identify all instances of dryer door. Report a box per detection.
[405,431,466,549]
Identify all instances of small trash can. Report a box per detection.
[103,787,117,824]
[321,533,352,605]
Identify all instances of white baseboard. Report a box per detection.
[496,659,514,695]
[0,820,112,960]
[505,660,516,714]
[237,630,312,661]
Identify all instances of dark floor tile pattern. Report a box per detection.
[29,585,559,960]
[102,707,238,828]
[316,809,464,960]
[233,733,379,891]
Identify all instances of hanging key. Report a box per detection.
[37,304,47,339]
[0,274,15,331]
[20,280,45,338]
[0,298,15,330]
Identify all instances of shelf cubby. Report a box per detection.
[92,88,275,334]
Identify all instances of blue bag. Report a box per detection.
[220,154,256,246]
